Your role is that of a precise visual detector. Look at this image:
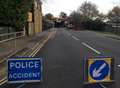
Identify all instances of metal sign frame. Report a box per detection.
[7,57,43,83]
[83,56,114,84]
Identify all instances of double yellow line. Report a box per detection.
[0,31,56,86]
[0,77,7,86]
[29,32,53,57]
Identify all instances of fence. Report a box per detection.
[0,31,25,43]
[105,24,120,35]
[0,31,26,58]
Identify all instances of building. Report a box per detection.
[27,0,42,36]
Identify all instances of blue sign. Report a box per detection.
[89,60,109,80]
[7,58,42,83]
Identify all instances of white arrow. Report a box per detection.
[93,63,107,78]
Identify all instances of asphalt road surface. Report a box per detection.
[1,28,120,88]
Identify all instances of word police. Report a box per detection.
[9,61,39,69]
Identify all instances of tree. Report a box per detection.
[78,1,99,18]
[98,13,106,20]
[59,12,67,19]
[108,6,120,23]
[69,10,105,31]
[81,18,106,31]
[43,13,54,30]
[44,13,54,20]
[0,0,33,31]
[68,1,106,31]
[69,11,83,30]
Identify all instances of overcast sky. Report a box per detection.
[42,0,120,17]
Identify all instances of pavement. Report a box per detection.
[94,31,120,40]
[0,30,53,86]
[0,34,35,61]
[0,28,120,88]
[0,31,49,62]
[0,36,28,59]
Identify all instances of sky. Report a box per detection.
[42,0,120,17]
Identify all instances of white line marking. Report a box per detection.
[82,42,107,88]
[72,36,79,41]
[118,65,120,67]
[82,42,101,54]
[17,84,25,88]
[99,83,107,88]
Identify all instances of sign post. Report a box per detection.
[7,57,42,83]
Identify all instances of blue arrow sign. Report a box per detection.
[7,58,42,83]
[89,60,109,80]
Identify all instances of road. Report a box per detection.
[1,28,120,88]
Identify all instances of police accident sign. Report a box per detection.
[7,57,42,83]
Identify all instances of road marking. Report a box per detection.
[99,83,107,88]
[0,32,55,86]
[82,42,106,88]
[0,77,7,85]
[30,31,54,57]
[16,84,25,88]
[118,65,120,67]
[72,36,79,41]
[82,42,101,54]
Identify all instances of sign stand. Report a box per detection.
[83,57,115,84]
